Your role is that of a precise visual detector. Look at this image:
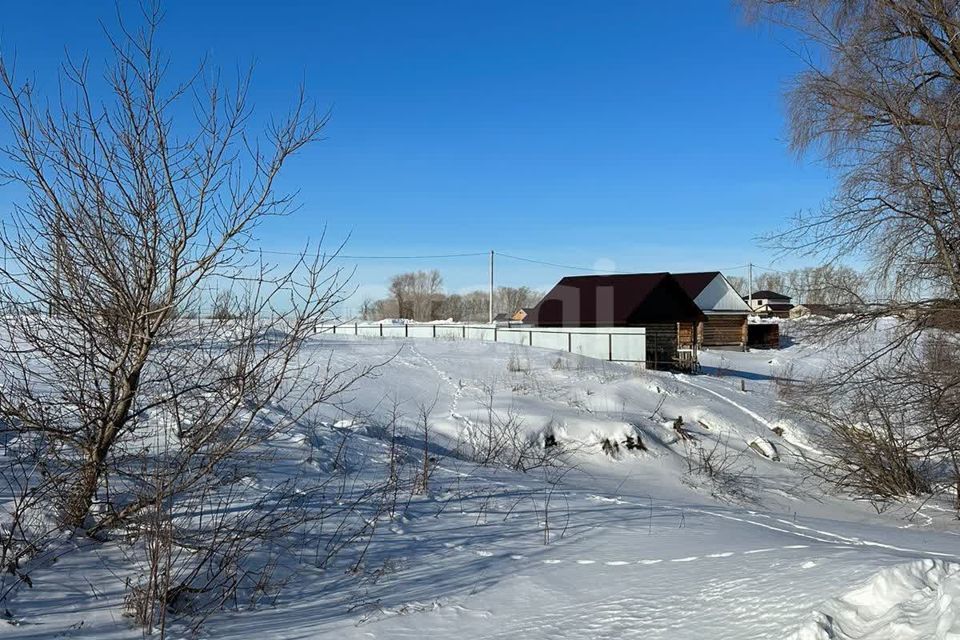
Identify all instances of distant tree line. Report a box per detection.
[361,269,542,322]
[725,265,865,306]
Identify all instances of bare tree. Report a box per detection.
[726,275,748,296]
[0,7,374,628]
[751,266,865,305]
[388,270,444,321]
[748,0,960,511]
[754,272,786,295]
[494,286,540,317]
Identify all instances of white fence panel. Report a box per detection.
[318,323,647,363]
[611,333,646,362]
[407,325,435,339]
[465,326,496,341]
[530,330,567,352]
[356,324,380,338]
[495,330,529,346]
[570,333,608,360]
[435,325,464,340]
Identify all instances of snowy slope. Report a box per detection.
[2,325,960,639]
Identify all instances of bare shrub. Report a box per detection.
[0,8,377,631]
[414,395,440,495]
[506,351,529,373]
[781,345,938,505]
[686,437,753,501]
[461,381,568,473]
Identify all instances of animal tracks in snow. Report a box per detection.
[492,544,814,569]
[585,494,960,562]
[407,343,474,427]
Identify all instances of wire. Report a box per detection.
[240,247,488,260]
[237,246,776,275]
[714,264,750,272]
[753,264,792,274]
[495,252,630,274]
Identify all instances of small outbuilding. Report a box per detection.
[673,272,751,349]
[511,307,533,322]
[526,273,705,368]
[789,303,852,319]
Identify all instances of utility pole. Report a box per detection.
[488,250,494,323]
[747,262,753,311]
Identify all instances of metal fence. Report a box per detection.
[317,322,647,363]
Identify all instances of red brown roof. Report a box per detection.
[672,271,721,300]
[527,273,705,327]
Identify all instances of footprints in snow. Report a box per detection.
[407,343,473,426]
[456,544,813,567]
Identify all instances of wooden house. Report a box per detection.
[525,273,705,368]
[673,272,752,349]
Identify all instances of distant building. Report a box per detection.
[673,272,751,349]
[745,290,793,318]
[511,307,533,322]
[790,303,842,319]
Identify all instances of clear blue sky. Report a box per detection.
[0,1,832,306]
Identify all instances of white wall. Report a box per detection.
[317,323,647,363]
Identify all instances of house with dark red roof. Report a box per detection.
[525,273,704,368]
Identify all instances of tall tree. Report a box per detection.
[750,0,960,510]
[388,270,444,321]
[751,0,960,311]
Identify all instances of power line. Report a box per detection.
[713,264,750,273]
[238,245,781,275]
[496,252,630,274]
[240,247,488,260]
[753,264,791,274]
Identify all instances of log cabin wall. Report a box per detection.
[677,321,696,348]
[699,314,748,348]
[637,323,678,368]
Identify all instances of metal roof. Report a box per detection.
[528,273,705,327]
[749,290,791,301]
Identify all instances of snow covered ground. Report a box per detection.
[3,322,960,639]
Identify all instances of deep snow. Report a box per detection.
[2,321,960,639]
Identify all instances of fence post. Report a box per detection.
[463,325,466,339]
[405,323,409,338]
[433,325,437,338]
[567,332,572,353]
[380,323,383,337]
[494,326,498,343]
[529,330,533,347]
[608,333,613,361]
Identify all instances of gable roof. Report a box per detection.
[527,273,705,327]
[749,290,791,301]
[673,272,752,314]
[672,272,720,299]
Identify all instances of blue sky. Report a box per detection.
[0,1,832,306]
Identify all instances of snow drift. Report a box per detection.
[788,559,960,640]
